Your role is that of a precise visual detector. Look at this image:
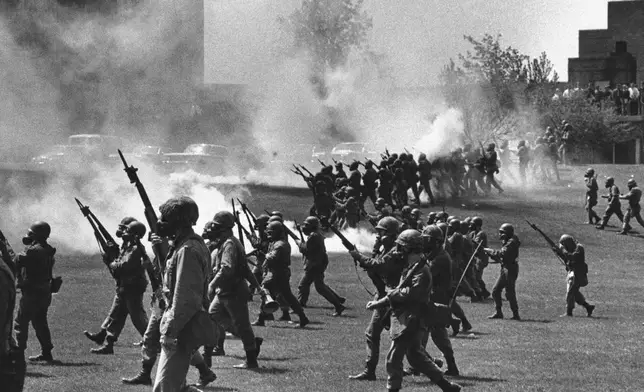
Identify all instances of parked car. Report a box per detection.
[161,144,229,173]
[31,144,90,167]
[330,142,378,163]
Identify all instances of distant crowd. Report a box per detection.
[553,82,643,115]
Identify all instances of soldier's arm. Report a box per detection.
[210,241,237,290]
[110,248,140,275]
[388,267,430,304]
[161,246,206,339]
[264,243,286,270]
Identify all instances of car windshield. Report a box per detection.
[185,145,227,156]
[333,143,365,152]
[139,146,162,155]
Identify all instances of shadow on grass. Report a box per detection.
[48,360,99,367]
[247,366,289,375]
[268,325,324,331]
[228,354,299,362]
[515,318,553,324]
[448,374,506,383]
[26,371,52,378]
[202,386,239,392]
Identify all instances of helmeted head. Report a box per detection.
[487,143,496,151]
[418,153,427,161]
[447,215,456,223]
[559,234,576,252]
[401,205,412,217]
[375,216,400,248]
[436,222,448,239]
[265,221,285,242]
[123,220,147,240]
[268,215,283,223]
[471,216,483,230]
[270,211,283,219]
[395,229,423,254]
[518,140,526,147]
[461,217,471,234]
[427,212,437,224]
[301,216,320,235]
[335,162,343,169]
[584,168,595,178]
[349,161,360,171]
[202,211,235,244]
[255,214,270,231]
[436,211,449,223]
[116,216,137,238]
[422,225,443,252]
[157,196,199,238]
[23,221,51,245]
[628,178,637,189]
[365,160,374,168]
[411,208,421,220]
[375,197,386,209]
[322,165,333,174]
[605,177,614,188]
[498,223,514,241]
[448,219,461,235]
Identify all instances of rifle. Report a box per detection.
[322,217,356,251]
[118,150,169,265]
[404,148,410,154]
[299,164,314,177]
[318,158,326,167]
[524,219,567,267]
[450,241,483,306]
[385,148,391,157]
[74,198,118,277]
[237,198,258,236]
[231,199,246,249]
[296,223,305,242]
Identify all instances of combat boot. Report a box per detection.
[195,368,217,388]
[84,329,106,345]
[255,337,263,358]
[212,338,225,356]
[298,315,310,328]
[28,351,53,362]
[264,313,275,321]
[332,305,346,317]
[510,311,521,321]
[91,339,114,355]
[437,378,462,392]
[450,319,461,337]
[348,368,376,380]
[279,311,292,322]
[251,314,266,327]
[122,364,153,385]
[585,304,595,317]
[445,358,460,376]
[233,349,258,369]
[461,319,472,333]
[488,311,503,319]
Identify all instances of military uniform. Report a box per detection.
[484,148,504,193]
[470,229,490,297]
[597,184,623,229]
[378,168,395,208]
[488,234,521,319]
[585,176,600,224]
[620,185,644,234]
[559,240,594,317]
[517,144,530,185]
[0,257,25,391]
[362,164,379,207]
[13,241,56,357]
[153,229,211,392]
[208,235,260,366]
[417,156,435,205]
[99,242,150,348]
[296,233,344,312]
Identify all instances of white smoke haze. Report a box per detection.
[281,220,376,256]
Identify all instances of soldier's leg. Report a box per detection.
[634,210,644,228]
[404,327,455,389]
[616,208,624,222]
[598,206,614,229]
[297,269,315,307]
[312,270,344,310]
[152,343,192,392]
[277,281,308,323]
[410,182,421,203]
[103,291,129,344]
[505,266,520,318]
[565,271,576,315]
[491,270,507,316]
[122,309,161,385]
[31,293,54,355]
[385,334,410,391]
[430,327,456,368]
[125,291,149,336]
[364,309,385,375]
[621,208,633,233]
[14,293,36,351]
[475,261,489,296]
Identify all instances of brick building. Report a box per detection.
[568,0,644,87]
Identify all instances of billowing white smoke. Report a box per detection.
[0,163,242,256]
[413,108,465,159]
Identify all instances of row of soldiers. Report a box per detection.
[301,144,508,230]
[584,168,644,235]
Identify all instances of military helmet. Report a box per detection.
[436,211,448,221]
[322,165,333,173]
[395,229,423,251]
[159,196,199,226]
[427,212,437,220]
[212,211,235,230]
[268,215,283,223]
[376,216,400,236]
[29,221,51,240]
[422,225,443,240]
[349,161,360,171]
[436,222,448,237]
[119,216,137,226]
[585,168,595,177]
[270,211,284,218]
[471,216,483,228]
[401,205,412,215]
[628,178,637,187]
[559,234,575,250]
[365,160,374,168]
[447,215,456,222]
[411,208,421,218]
[265,221,284,239]
[255,214,270,227]
[487,143,496,151]
[126,221,147,238]
[499,223,514,237]
[375,197,386,207]
[605,177,614,187]
[335,162,342,168]
[449,219,461,230]
[419,153,427,160]
[302,216,320,230]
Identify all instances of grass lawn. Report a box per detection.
[20,164,644,391]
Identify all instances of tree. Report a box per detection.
[278,0,373,74]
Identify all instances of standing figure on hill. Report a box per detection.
[498,140,516,183]
[417,153,436,205]
[85,219,154,355]
[547,136,560,182]
[9,222,57,363]
[557,235,595,318]
[516,140,531,186]
[596,177,624,230]
[484,143,504,194]
[485,223,521,321]
[584,168,601,225]
[619,179,644,235]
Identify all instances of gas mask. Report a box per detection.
[301,225,314,236]
[22,235,34,246]
[115,224,127,238]
[156,219,175,239]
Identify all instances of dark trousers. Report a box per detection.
[262,273,305,318]
[600,204,623,227]
[101,289,149,341]
[421,326,454,361]
[622,206,644,232]
[209,295,256,352]
[386,325,444,390]
[485,172,503,192]
[297,266,343,308]
[492,265,519,314]
[14,290,53,352]
[363,307,388,372]
[419,179,435,204]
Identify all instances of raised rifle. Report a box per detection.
[299,164,314,177]
[118,150,169,267]
[296,223,305,242]
[385,148,391,157]
[322,217,356,252]
[231,199,246,249]
[450,241,483,306]
[332,158,339,165]
[75,197,118,277]
[525,219,567,268]
[237,198,258,239]
[318,158,326,167]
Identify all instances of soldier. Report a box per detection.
[348,161,362,190]
[435,211,449,224]
[450,149,466,198]
[311,181,336,224]
[516,140,530,186]
[484,143,504,194]
[250,214,271,290]
[84,220,151,355]
[296,217,346,316]
[596,177,624,230]
[557,235,595,317]
[485,223,521,320]
[547,136,560,182]
[532,138,549,183]
[152,196,212,392]
[584,168,601,225]
[8,222,56,362]
[364,230,462,392]
[362,160,379,208]
[422,225,460,376]
[426,212,437,226]
[498,140,516,183]
[334,162,347,181]
[619,179,644,235]
[348,217,404,381]
[404,153,421,205]
[410,208,423,231]
[377,166,395,208]
[0,239,25,392]
[391,168,409,209]
[469,217,490,299]
[253,222,309,327]
[206,211,264,369]
[417,153,435,205]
